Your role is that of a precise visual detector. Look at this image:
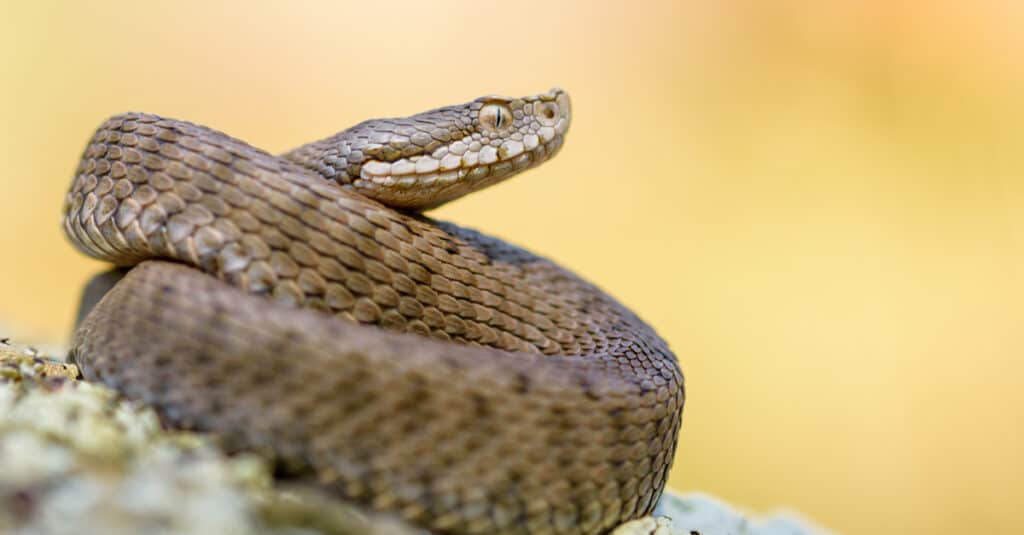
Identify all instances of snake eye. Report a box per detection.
[479,104,513,132]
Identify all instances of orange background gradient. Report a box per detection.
[2,2,1021,533]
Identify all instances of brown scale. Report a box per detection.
[64,89,684,535]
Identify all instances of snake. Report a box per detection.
[61,88,685,535]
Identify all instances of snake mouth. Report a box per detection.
[356,132,565,191]
[352,135,565,209]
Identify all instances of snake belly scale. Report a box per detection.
[62,88,685,535]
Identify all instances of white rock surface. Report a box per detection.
[612,492,837,535]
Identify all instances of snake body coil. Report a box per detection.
[62,89,685,534]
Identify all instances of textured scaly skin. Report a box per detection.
[62,89,685,535]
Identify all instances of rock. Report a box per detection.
[611,493,836,535]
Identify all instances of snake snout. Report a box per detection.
[546,87,572,123]
[547,87,571,139]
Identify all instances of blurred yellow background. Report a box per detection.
[2,1,1021,533]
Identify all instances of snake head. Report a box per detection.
[285,88,572,210]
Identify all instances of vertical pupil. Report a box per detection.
[494,107,502,128]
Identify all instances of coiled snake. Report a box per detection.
[62,88,685,534]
